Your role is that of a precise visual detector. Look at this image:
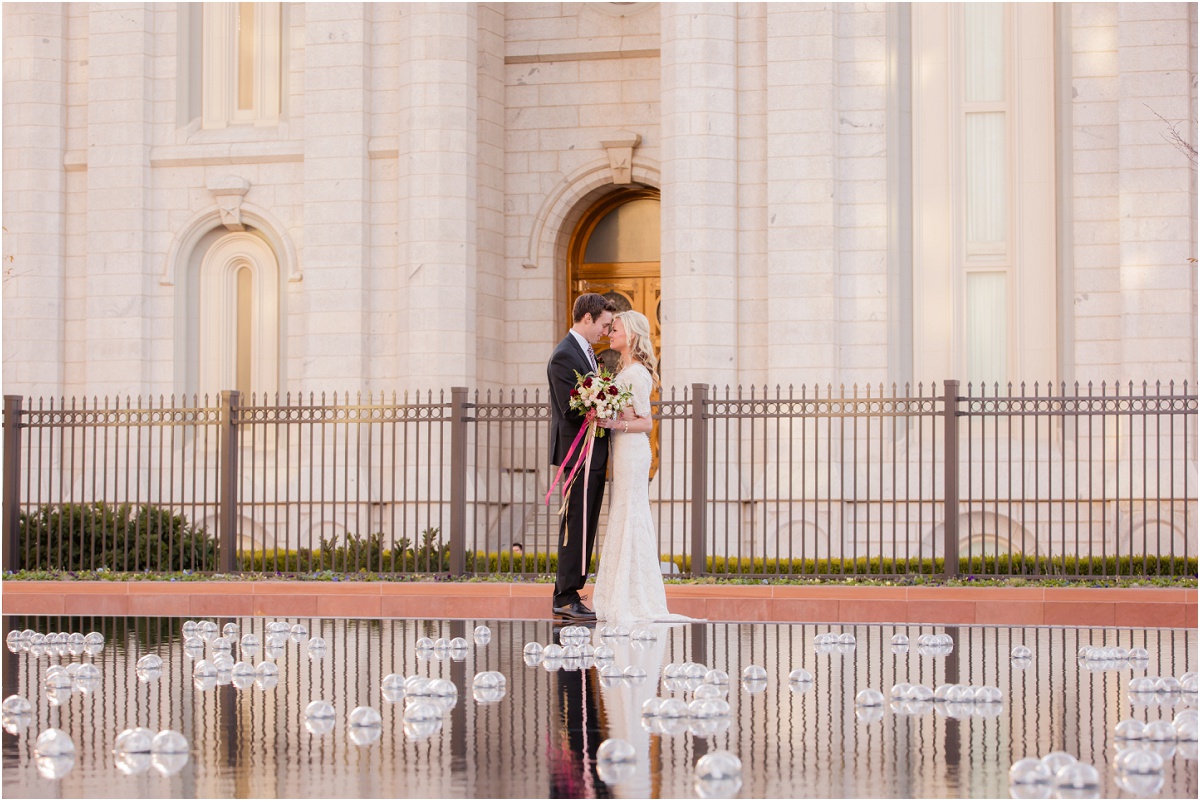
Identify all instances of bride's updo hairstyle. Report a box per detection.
[614,310,660,387]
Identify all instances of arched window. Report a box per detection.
[185,2,283,129]
[197,231,280,397]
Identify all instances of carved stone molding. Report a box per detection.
[600,131,642,185]
[207,175,251,231]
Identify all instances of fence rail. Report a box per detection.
[3,380,1196,579]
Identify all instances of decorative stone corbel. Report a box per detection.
[600,131,642,185]
[207,176,251,231]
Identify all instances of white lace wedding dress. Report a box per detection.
[593,363,698,625]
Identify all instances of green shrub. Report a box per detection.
[19,502,218,572]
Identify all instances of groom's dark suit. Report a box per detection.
[547,333,610,610]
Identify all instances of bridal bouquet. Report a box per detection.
[545,367,633,569]
[568,368,633,439]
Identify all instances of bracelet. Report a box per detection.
[623,420,629,434]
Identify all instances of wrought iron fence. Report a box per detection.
[3,380,1195,578]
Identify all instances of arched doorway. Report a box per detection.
[567,186,661,476]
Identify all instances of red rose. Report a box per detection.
[570,389,580,397]
[608,386,618,396]
[583,378,593,388]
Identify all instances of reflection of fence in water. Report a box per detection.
[5,381,1195,576]
[3,617,1195,798]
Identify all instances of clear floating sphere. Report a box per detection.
[136,654,163,671]
[597,737,636,764]
[1143,720,1177,743]
[1009,757,1052,786]
[741,664,767,682]
[212,653,235,671]
[304,700,335,719]
[705,669,731,686]
[1174,718,1198,742]
[1040,751,1077,776]
[84,632,104,647]
[855,688,885,707]
[907,685,935,702]
[405,676,431,696]
[632,629,657,642]
[307,638,327,658]
[348,726,382,747]
[192,660,217,679]
[694,684,724,701]
[543,644,564,660]
[473,672,501,690]
[659,698,688,719]
[403,701,441,723]
[240,634,261,652]
[1052,762,1101,798]
[152,729,190,755]
[115,751,153,776]
[428,678,458,700]
[1114,747,1165,776]
[2,695,32,716]
[114,727,155,754]
[593,645,615,662]
[221,622,239,638]
[891,633,909,646]
[34,728,75,758]
[641,697,662,717]
[613,626,630,638]
[623,665,647,680]
[1011,645,1032,659]
[523,642,543,659]
[182,621,198,636]
[473,625,491,644]
[415,637,435,651]
[448,637,469,650]
[210,636,232,653]
[349,706,382,727]
[695,749,742,780]
[1127,647,1150,661]
[891,683,912,700]
[1115,718,1146,740]
[599,664,623,680]
[837,632,856,645]
[1129,676,1156,693]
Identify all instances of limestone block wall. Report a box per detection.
[501,1,661,389]
[1,1,1195,406]
[1069,2,1198,384]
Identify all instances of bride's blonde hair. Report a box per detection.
[614,310,660,386]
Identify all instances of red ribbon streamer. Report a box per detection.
[545,410,598,576]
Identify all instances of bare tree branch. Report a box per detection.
[1145,103,1197,168]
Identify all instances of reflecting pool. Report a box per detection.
[2,616,1196,798]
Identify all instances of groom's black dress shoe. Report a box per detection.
[553,600,597,621]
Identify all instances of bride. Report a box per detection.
[594,311,698,624]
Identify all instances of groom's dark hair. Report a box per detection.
[572,293,617,323]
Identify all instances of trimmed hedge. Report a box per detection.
[19,502,219,572]
[19,503,1196,579]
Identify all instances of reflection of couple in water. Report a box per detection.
[549,622,689,799]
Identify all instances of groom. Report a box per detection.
[546,293,617,620]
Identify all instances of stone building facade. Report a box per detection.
[4,1,1195,400]
[2,2,1196,563]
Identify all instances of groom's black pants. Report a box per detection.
[553,457,607,608]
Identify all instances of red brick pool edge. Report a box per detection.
[3,581,1196,627]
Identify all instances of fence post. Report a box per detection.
[449,387,468,575]
[691,383,709,576]
[3,396,23,573]
[218,390,240,573]
[942,380,960,578]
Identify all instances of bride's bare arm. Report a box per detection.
[597,406,651,433]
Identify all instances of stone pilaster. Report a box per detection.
[83,3,154,397]
[2,4,68,397]
[301,3,372,391]
[659,2,739,390]
[764,5,838,389]
[397,3,478,390]
[1116,2,1197,382]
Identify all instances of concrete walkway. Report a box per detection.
[3,581,1195,627]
